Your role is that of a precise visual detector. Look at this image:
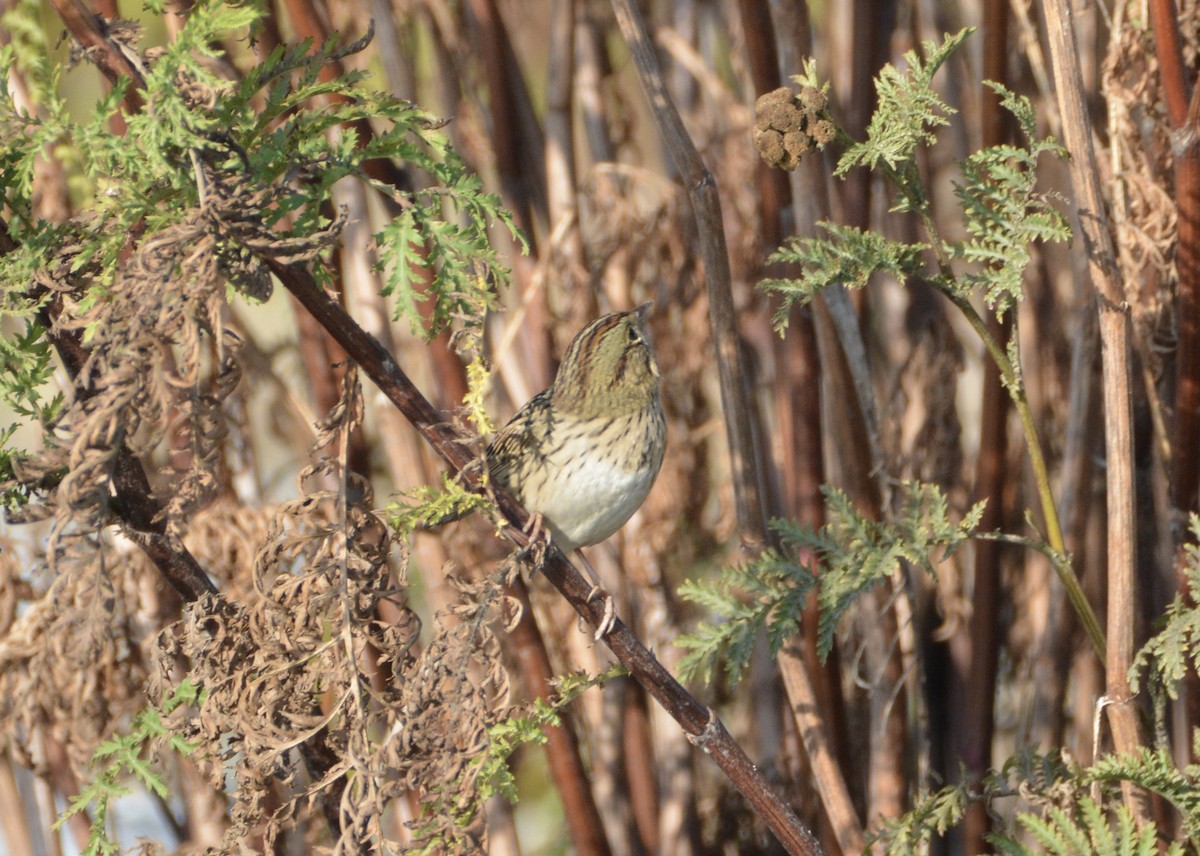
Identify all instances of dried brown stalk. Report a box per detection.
[608,0,766,544]
[733,2,861,852]
[1039,0,1146,811]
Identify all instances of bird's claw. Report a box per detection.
[587,585,616,640]
[522,511,548,542]
[515,512,550,569]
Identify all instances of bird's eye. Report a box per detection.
[627,325,640,343]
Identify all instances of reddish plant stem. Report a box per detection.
[958,7,1012,852]
[461,0,552,385]
[833,0,910,824]
[1154,0,1200,518]
[464,0,537,241]
[506,581,613,856]
[622,684,661,853]
[841,0,895,231]
[734,2,858,851]
[736,0,790,250]
[1150,0,1200,758]
[46,0,144,115]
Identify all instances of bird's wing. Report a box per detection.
[485,388,555,490]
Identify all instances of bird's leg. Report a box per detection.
[517,511,549,570]
[575,550,616,640]
[516,517,615,639]
[522,511,547,542]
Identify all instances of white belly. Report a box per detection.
[523,444,661,551]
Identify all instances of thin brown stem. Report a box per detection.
[507,580,613,856]
[604,3,829,851]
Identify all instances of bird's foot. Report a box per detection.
[516,512,550,570]
[522,511,548,542]
[586,585,616,640]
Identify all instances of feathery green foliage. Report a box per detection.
[740,30,1090,685]
[1089,749,1200,841]
[388,472,496,538]
[0,0,518,508]
[870,749,1074,852]
[1131,516,1200,699]
[872,780,970,855]
[403,666,625,855]
[836,29,970,181]
[761,225,926,328]
[678,482,984,681]
[676,550,814,686]
[0,318,61,506]
[764,32,1067,322]
[777,482,984,659]
[475,666,626,804]
[875,749,1199,854]
[947,84,1070,316]
[991,797,1179,856]
[53,681,200,856]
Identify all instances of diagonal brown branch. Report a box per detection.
[267,257,823,856]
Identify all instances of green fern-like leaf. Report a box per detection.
[773,482,985,659]
[676,551,814,686]
[678,482,984,684]
[990,797,1172,856]
[474,665,625,804]
[53,682,199,856]
[869,781,970,855]
[1131,515,1200,700]
[763,223,926,319]
[388,473,494,538]
[946,83,1070,317]
[1089,749,1200,842]
[836,28,973,179]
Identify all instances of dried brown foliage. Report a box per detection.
[154,379,517,851]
